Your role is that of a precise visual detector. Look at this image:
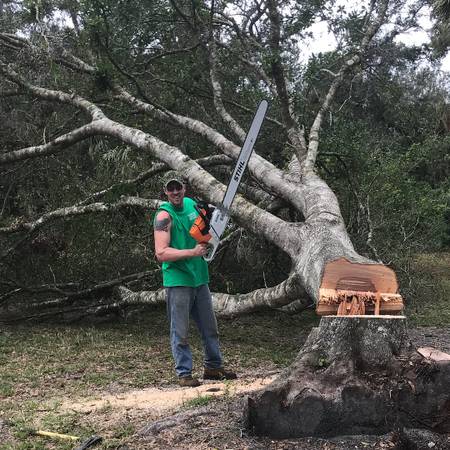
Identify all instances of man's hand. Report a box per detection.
[191,243,208,257]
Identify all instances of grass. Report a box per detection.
[406,252,450,326]
[183,394,214,408]
[0,308,317,449]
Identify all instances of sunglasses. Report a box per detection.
[166,182,183,192]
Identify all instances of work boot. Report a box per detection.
[178,375,201,387]
[203,367,237,380]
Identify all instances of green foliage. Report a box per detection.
[317,355,330,369]
[183,394,214,408]
[433,0,450,21]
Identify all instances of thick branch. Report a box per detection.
[0,197,162,235]
[113,87,307,213]
[0,122,103,165]
[114,273,307,317]
[95,118,294,253]
[96,286,166,314]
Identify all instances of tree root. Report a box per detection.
[138,407,219,436]
[247,316,450,438]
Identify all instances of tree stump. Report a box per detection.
[246,316,450,438]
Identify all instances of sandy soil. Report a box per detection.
[57,328,450,449]
[62,375,277,414]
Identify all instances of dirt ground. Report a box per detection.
[59,326,450,450]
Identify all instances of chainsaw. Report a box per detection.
[189,100,268,261]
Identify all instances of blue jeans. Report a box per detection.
[166,285,223,377]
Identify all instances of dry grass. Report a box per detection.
[0,309,316,449]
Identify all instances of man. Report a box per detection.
[153,176,237,387]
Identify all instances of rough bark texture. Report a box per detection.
[247,316,450,438]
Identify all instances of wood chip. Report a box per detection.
[417,347,450,362]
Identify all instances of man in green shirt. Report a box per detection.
[154,177,237,387]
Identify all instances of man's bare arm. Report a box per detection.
[153,211,207,262]
[154,215,171,232]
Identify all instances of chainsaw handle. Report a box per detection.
[203,239,219,262]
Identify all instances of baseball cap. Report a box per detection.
[164,178,184,191]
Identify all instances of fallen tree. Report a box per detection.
[0,0,412,319]
[1,0,449,438]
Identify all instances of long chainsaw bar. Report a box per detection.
[204,100,268,261]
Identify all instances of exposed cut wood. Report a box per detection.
[375,292,381,316]
[320,258,399,293]
[337,296,365,315]
[317,258,404,316]
[317,288,404,315]
[417,347,450,362]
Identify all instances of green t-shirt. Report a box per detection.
[156,197,209,287]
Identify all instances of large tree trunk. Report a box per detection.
[247,316,450,437]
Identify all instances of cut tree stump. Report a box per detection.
[246,316,450,438]
[317,258,404,315]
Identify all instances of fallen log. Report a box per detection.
[246,315,450,438]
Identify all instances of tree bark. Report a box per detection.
[247,316,450,438]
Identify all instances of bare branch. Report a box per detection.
[0,61,105,120]
[208,38,246,141]
[304,0,390,173]
[0,197,162,235]
[77,154,231,205]
[0,122,103,165]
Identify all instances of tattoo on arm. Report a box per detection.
[154,217,170,232]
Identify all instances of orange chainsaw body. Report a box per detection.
[189,209,212,243]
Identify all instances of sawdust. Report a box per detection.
[61,375,277,416]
